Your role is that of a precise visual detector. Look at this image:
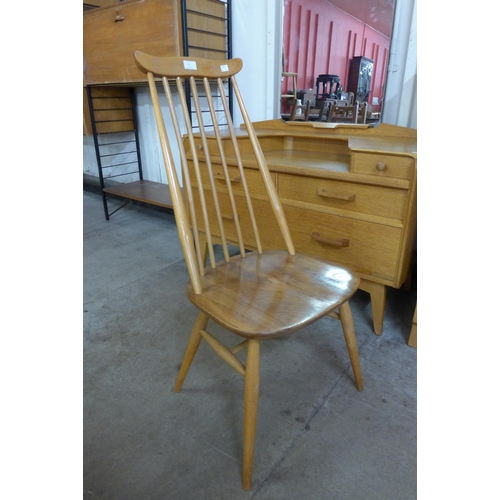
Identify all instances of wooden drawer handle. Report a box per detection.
[215,173,242,183]
[376,162,386,171]
[312,232,349,248]
[317,188,356,201]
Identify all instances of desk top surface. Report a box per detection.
[248,120,417,157]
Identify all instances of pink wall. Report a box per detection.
[282,0,390,112]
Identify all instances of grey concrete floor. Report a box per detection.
[83,189,417,500]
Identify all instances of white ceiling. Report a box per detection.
[324,0,396,37]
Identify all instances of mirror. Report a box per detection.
[281,0,396,125]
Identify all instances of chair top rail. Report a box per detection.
[134,52,243,79]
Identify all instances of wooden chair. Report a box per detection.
[134,51,363,491]
[305,99,328,121]
[289,99,310,121]
[290,99,328,122]
[357,101,368,124]
[327,102,359,123]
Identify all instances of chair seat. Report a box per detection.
[186,250,359,339]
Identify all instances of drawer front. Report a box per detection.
[188,163,274,199]
[278,173,407,220]
[352,152,415,180]
[284,205,401,283]
[191,189,400,284]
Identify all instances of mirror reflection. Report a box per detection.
[281,0,396,125]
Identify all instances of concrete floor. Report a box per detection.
[83,188,417,500]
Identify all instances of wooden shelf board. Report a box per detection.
[103,180,174,208]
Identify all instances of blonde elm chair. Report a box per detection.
[134,51,363,491]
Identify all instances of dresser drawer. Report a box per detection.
[188,163,274,199]
[283,205,401,283]
[352,152,415,180]
[278,173,408,221]
[190,187,401,284]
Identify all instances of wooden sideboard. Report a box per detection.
[183,119,417,335]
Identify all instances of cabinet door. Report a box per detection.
[83,0,183,85]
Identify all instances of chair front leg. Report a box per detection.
[339,301,364,392]
[242,339,260,491]
[174,311,209,392]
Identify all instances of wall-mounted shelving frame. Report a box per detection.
[84,0,232,220]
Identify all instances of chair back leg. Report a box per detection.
[243,339,261,490]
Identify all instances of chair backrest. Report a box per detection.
[357,101,368,124]
[134,52,295,294]
[306,99,328,122]
[327,102,359,123]
[289,99,329,122]
[289,99,311,121]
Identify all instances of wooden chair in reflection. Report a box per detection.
[289,99,328,122]
[357,101,368,124]
[327,101,359,123]
[306,98,328,121]
[289,98,310,121]
[134,51,363,491]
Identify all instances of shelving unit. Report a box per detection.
[86,86,173,219]
[84,0,232,220]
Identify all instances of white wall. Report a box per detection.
[231,0,283,125]
[83,0,417,181]
[383,0,417,128]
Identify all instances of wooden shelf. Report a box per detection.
[103,180,174,209]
